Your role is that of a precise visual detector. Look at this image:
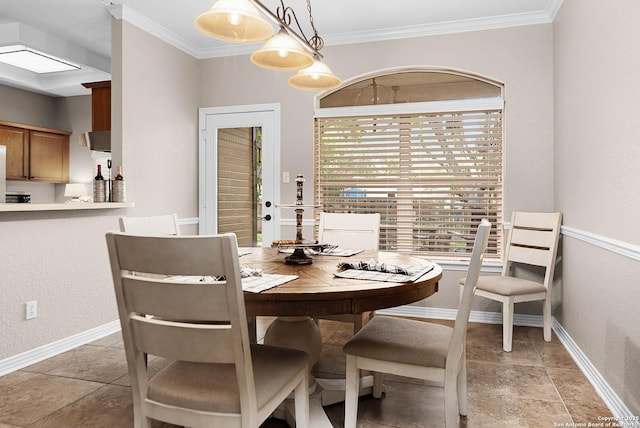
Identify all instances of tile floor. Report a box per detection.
[0,317,612,427]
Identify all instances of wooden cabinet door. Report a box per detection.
[0,124,29,180]
[29,131,69,183]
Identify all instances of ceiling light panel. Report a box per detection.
[0,45,80,73]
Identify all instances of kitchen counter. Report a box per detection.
[0,202,134,212]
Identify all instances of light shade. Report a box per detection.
[0,45,80,74]
[250,29,314,71]
[288,59,341,91]
[64,183,87,201]
[195,0,273,43]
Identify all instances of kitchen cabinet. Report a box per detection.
[0,121,70,183]
[82,81,111,131]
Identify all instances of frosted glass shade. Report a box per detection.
[288,59,341,91]
[250,29,314,71]
[195,0,273,43]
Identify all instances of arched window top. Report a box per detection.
[319,69,502,108]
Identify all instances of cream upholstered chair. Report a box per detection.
[343,219,491,428]
[460,211,562,352]
[315,212,381,331]
[119,213,180,236]
[106,232,309,428]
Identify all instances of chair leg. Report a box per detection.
[353,315,364,333]
[344,355,360,428]
[294,370,309,428]
[457,352,467,416]
[503,298,514,352]
[444,370,460,428]
[543,297,552,342]
[373,372,383,398]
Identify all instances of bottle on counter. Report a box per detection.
[93,164,107,202]
[111,165,126,203]
[95,164,104,180]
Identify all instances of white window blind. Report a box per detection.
[314,107,503,258]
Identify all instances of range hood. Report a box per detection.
[81,81,111,152]
[81,131,111,152]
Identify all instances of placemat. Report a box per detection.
[242,274,299,293]
[166,273,298,293]
[279,247,364,257]
[334,264,435,283]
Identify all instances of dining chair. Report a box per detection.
[106,232,309,428]
[119,213,180,236]
[316,212,381,332]
[460,211,562,352]
[343,219,491,428]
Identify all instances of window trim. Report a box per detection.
[315,97,504,118]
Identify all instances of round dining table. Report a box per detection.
[238,247,443,428]
[241,247,442,317]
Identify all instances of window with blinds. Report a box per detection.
[314,105,503,258]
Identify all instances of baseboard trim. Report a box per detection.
[377,305,637,424]
[0,320,121,377]
[551,319,640,426]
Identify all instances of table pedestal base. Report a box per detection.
[264,316,381,427]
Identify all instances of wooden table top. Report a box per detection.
[240,248,442,317]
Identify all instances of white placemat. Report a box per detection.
[242,274,299,293]
[167,273,298,293]
[334,264,435,283]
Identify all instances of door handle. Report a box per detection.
[262,214,272,221]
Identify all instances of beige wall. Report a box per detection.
[553,0,640,414]
[115,20,199,218]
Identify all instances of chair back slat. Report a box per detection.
[119,214,180,236]
[511,211,560,230]
[509,227,556,249]
[113,234,230,277]
[318,212,381,250]
[122,277,230,322]
[507,244,551,267]
[131,317,235,363]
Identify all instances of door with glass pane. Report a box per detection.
[199,105,280,246]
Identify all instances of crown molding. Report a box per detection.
[107,4,202,58]
[109,0,563,60]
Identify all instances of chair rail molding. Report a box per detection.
[561,225,640,262]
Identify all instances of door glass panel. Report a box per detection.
[217,127,262,246]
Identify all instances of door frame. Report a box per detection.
[198,103,281,245]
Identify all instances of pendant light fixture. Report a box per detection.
[196,0,341,91]
[194,0,273,43]
[288,56,341,91]
[251,28,314,71]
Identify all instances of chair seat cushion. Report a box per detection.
[147,344,307,413]
[459,275,546,296]
[342,316,452,368]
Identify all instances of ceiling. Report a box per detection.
[0,0,562,97]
